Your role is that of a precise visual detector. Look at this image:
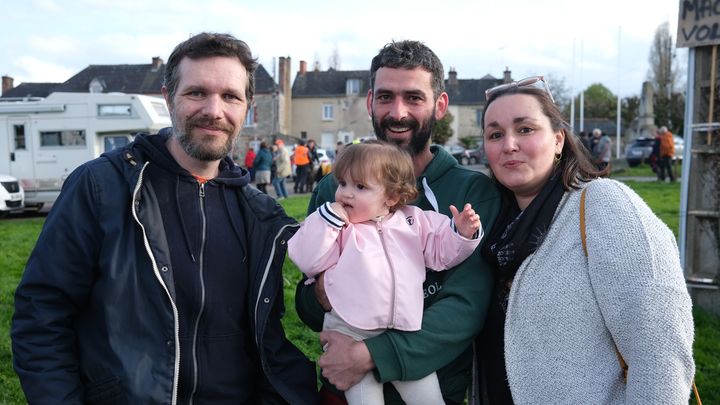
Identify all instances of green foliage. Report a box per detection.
[458,136,478,149]
[621,96,640,128]
[619,180,681,235]
[277,197,322,363]
[0,190,717,404]
[691,307,720,403]
[432,110,454,145]
[581,83,617,119]
[0,218,44,404]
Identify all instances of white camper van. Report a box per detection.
[0,92,171,209]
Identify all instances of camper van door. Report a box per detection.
[6,118,35,187]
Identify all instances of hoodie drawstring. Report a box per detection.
[422,177,440,212]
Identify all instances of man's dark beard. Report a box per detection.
[371,108,436,156]
[173,114,236,161]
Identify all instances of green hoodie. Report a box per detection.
[295,145,500,404]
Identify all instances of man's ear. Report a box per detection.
[434,92,449,120]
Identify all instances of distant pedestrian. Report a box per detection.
[590,128,611,172]
[273,139,291,199]
[253,141,272,193]
[657,126,675,182]
[293,139,311,193]
[244,144,256,181]
[649,130,661,176]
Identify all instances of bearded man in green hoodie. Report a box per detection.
[295,40,501,405]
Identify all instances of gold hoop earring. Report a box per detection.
[554,153,562,164]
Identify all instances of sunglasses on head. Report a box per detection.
[485,76,555,103]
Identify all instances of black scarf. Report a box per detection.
[481,169,565,312]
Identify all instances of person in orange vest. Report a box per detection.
[293,139,311,193]
[244,144,256,182]
[657,126,675,182]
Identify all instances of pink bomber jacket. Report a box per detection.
[288,203,482,331]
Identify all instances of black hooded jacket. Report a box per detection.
[12,130,318,404]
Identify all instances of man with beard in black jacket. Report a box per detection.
[11,32,318,404]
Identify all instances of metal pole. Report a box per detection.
[579,40,584,132]
[678,48,695,271]
[570,38,576,132]
[616,26,622,159]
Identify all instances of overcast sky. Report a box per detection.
[1,0,685,98]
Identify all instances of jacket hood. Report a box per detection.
[131,128,250,188]
[422,145,459,184]
[415,145,461,212]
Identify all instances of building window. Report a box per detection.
[40,130,86,147]
[98,104,132,116]
[476,109,483,127]
[346,79,360,95]
[323,104,334,121]
[244,104,255,127]
[13,125,26,150]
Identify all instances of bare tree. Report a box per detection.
[647,22,683,130]
[545,73,570,111]
[328,45,341,70]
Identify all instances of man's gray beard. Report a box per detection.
[172,114,235,162]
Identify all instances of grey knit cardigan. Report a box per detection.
[503,178,695,404]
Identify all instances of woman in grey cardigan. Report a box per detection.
[474,77,695,404]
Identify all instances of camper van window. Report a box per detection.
[151,101,170,117]
[13,125,26,150]
[104,136,130,152]
[40,130,87,147]
[98,105,132,117]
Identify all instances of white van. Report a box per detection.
[0,92,171,209]
[0,174,24,215]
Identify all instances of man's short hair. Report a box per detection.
[163,32,258,102]
[592,128,602,136]
[369,40,445,99]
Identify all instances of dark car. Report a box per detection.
[443,145,471,165]
[468,146,490,166]
[625,137,655,167]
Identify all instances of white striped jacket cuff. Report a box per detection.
[319,202,345,229]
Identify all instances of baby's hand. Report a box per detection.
[329,202,349,225]
[449,203,481,239]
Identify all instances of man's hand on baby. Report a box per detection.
[449,203,482,239]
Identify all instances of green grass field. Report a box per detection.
[0,180,716,403]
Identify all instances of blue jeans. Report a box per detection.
[272,176,288,198]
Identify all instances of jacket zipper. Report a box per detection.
[376,219,397,328]
[131,162,181,405]
[253,223,300,345]
[189,181,207,405]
